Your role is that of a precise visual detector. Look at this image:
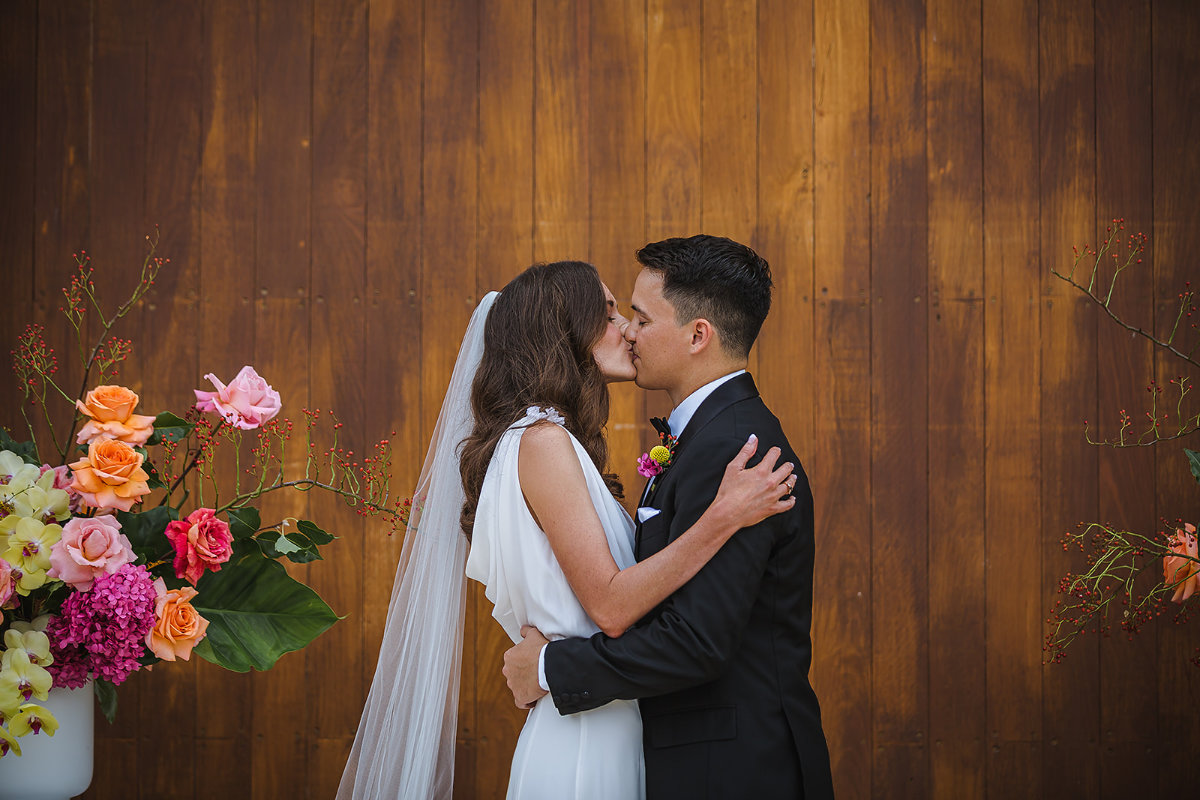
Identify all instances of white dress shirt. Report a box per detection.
[537,370,747,691]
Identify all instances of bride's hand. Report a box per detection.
[710,435,797,530]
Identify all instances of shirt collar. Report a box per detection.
[667,370,746,438]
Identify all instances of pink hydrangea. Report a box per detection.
[45,563,158,689]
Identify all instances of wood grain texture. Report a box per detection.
[1094,1,1158,797]
[811,0,872,795]
[982,0,1042,794]
[926,0,985,796]
[869,0,929,794]
[2,1,1197,797]
[1153,0,1200,791]
[1039,2,1099,796]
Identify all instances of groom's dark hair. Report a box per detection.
[636,235,772,358]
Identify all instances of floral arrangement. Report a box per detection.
[1044,220,1200,665]
[636,416,677,480]
[0,235,406,756]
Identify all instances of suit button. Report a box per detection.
[570,693,580,704]
[582,691,590,700]
[553,694,561,703]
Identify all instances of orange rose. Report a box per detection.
[1164,522,1199,604]
[75,385,155,446]
[68,439,151,512]
[146,579,209,661]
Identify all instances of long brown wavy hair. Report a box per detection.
[459,261,624,538]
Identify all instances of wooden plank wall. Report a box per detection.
[1,1,1198,797]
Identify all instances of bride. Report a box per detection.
[336,261,795,799]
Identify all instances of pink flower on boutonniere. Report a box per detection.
[636,453,663,478]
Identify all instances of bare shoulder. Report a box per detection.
[519,419,572,451]
[517,421,588,515]
[517,421,578,473]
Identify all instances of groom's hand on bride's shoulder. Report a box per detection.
[503,625,550,709]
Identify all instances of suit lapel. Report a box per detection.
[669,372,759,462]
[633,373,760,559]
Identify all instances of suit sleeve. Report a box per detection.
[543,431,797,714]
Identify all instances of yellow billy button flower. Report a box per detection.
[2,630,52,668]
[0,649,52,704]
[0,725,21,758]
[649,445,671,465]
[0,517,61,595]
[10,703,58,737]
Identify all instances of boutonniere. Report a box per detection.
[636,420,678,479]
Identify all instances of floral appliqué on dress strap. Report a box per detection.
[523,406,565,425]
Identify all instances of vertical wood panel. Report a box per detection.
[756,0,815,465]
[700,0,755,241]
[644,0,702,430]
[138,2,204,797]
[310,0,368,795]
[1039,2,1099,797]
[253,0,314,795]
[474,1,536,793]
[811,0,872,795]
[0,0,36,437]
[589,0,645,517]
[33,0,92,452]
[421,0,479,794]
[926,0,985,796]
[982,0,1042,791]
[196,1,257,795]
[362,0,422,705]
[1153,0,1200,788]
[534,0,590,261]
[869,0,929,793]
[1094,1,1158,796]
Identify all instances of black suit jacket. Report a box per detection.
[544,374,834,799]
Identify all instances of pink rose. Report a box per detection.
[47,515,136,591]
[636,453,663,478]
[165,508,233,585]
[194,366,281,430]
[0,559,14,608]
[1164,522,1200,604]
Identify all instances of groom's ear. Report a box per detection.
[688,318,718,354]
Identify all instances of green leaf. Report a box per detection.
[191,540,339,672]
[1187,449,1200,485]
[255,529,322,564]
[226,506,261,540]
[116,505,179,553]
[296,519,335,546]
[0,428,39,465]
[94,679,118,725]
[145,412,193,446]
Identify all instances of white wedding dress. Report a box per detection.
[465,406,645,800]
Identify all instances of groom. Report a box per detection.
[503,235,834,798]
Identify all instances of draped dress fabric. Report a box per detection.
[465,407,645,800]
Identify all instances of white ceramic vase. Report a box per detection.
[0,681,94,800]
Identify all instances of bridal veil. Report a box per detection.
[336,291,498,800]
